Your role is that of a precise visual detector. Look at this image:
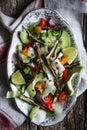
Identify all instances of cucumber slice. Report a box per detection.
[11,70,26,85]
[19,31,29,44]
[59,30,71,48]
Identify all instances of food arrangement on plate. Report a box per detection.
[7,9,83,126]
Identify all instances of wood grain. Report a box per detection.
[0,0,87,130]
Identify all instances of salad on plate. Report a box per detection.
[7,15,83,125]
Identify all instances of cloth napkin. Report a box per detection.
[0,0,87,129]
[0,0,43,129]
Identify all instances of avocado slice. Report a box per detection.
[67,65,83,81]
[23,67,30,74]
[29,106,47,123]
[19,31,30,44]
[66,65,83,96]
[27,84,36,98]
[59,29,71,48]
[66,73,76,96]
[29,106,40,121]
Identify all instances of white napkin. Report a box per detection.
[0,0,42,128]
[44,0,87,97]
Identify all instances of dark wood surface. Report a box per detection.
[0,0,87,130]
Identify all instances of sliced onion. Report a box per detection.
[46,18,55,28]
[58,77,63,83]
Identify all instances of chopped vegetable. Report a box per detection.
[23,67,30,74]
[6,91,21,98]
[58,90,67,102]
[35,81,46,94]
[39,18,47,27]
[62,68,69,80]
[27,72,45,97]
[42,81,57,97]
[44,94,54,111]
[29,106,46,124]
[31,64,38,71]
[11,70,26,85]
[18,52,30,63]
[29,106,40,121]
[27,84,36,97]
[46,18,55,28]
[59,29,71,48]
[22,48,28,56]
[23,44,32,49]
[62,47,78,64]
[59,56,68,65]
[19,31,29,44]
[34,26,42,33]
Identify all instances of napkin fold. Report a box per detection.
[0,0,42,129]
[0,0,87,129]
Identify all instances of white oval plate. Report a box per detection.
[7,8,81,126]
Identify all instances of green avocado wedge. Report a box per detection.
[27,84,36,98]
[29,106,40,121]
[66,65,83,96]
[59,29,71,48]
[19,31,30,44]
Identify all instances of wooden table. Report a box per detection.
[0,0,87,130]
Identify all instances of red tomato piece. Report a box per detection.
[58,90,67,102]
[44,94,54,111]
[46,102,54,111]
[62,68,69,81]
[39,18,47,27]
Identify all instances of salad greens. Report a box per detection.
[7,17,83,124]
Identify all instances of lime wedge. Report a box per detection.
[11,70,26,85]
[62,47,78,64]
